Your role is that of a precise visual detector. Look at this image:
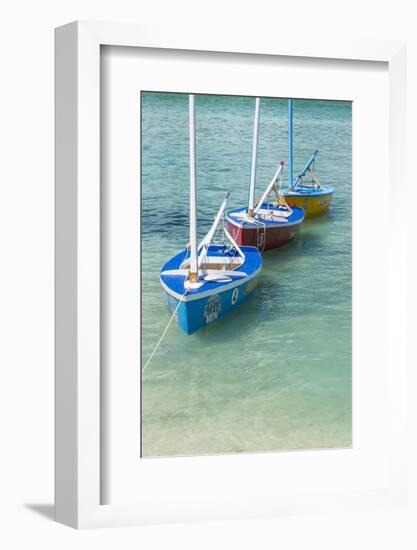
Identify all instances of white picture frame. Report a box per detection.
[55,21,407,529]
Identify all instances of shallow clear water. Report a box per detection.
[141,92,352,457]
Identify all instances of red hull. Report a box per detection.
[226,220,301,251]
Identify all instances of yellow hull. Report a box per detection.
[283,191,333,218]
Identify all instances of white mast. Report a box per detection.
[188,94,198,283]
[248,97,260,218]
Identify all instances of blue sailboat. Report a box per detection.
[160,95,262,335]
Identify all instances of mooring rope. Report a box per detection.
[252,217,267,253]
[142,289,188,373]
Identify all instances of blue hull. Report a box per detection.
[164,275,259,335]
[160,244,262,335]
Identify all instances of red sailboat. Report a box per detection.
[226,98,304,252]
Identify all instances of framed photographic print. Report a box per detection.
[140,91,352,458]
[55,21,408,528]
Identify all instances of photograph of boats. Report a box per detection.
[141,91,352,458]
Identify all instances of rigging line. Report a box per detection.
[142,289,188,373]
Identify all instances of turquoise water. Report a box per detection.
[141,93,352,457]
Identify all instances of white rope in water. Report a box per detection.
[142,289,188,373]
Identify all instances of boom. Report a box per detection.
[198,192,230,253]
[292,150,319,189]
[254,161,284,215]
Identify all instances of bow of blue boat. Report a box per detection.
[160,244,262,300]
[160,244,262,334]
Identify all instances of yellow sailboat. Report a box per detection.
[282,100,334,217]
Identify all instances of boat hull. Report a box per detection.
[226,205,304,251]
[160,245,262,335]
[283,187,334,217]
[226,220,301,251]
[163,274,259,334]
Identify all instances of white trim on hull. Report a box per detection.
[226,213,303,230]
[160,265,262,302]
